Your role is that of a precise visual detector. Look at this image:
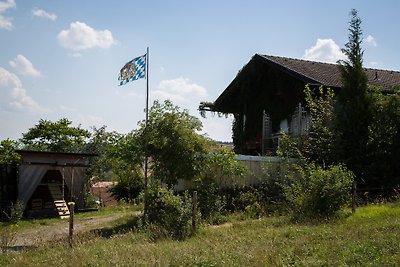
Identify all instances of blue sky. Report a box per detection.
[1,0,399,142]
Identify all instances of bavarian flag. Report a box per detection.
[118,54,146,86]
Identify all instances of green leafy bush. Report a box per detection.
[196,182,227,224]
[3,201,24,225]
[145,187,192,240]
[283,164,354,220]
[109,169,144,203]
[258,161,294,214]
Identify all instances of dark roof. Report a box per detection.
[211,54,400,113]
[16,150,97,157]
[16,150,97,167]
[260,54,400,89]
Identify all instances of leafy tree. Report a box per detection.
[276,85,335,165]
[20,118,90,152]
[366,87,400,188]
[0,139,21,164]
[107,131,144,202]
[85,126,121,181]
[141,100,208,187]
[335,9,371,182]
[302,85,335,166]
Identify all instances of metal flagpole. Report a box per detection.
[144,47,149,215]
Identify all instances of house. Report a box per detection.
[200,54,400,155]
[0,150,96,219]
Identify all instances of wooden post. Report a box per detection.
[352,181,357,213]
[68,202,75,248]
[192,191,198,232]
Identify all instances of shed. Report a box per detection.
[0,150,96,219]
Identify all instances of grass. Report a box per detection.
[1,202,400,266]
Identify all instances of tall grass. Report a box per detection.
[1,202,399,266]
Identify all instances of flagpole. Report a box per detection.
[144,47,149,216]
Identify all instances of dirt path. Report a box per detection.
[12,211,141,247]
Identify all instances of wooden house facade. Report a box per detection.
[201,54,400,155]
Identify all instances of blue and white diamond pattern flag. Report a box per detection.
[118,54,146,86]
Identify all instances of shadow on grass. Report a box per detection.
[90,215,143,239]
[1,245,37,254]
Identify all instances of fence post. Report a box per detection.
[68,202,75,248]
[352,181,357,213]
[192,191,197,232]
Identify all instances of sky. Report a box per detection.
[1,0,400,142]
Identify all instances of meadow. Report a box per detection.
[0,201,399,266]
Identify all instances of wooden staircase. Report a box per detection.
[48,184,70,219]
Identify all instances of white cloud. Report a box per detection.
[152,89,186,103]
[0,67,46,113]
[0,0,14,12]
[0,0,15,30]
[9,55,42,77]
[365,35,377,47]
[303,38,346,63]
[152,77,207,104]
[200,116,233,142]
[58,105,104,129]
[0,15,12,30]
[32,8,57,21]
[76,114,104,128]
[57,21,116,51]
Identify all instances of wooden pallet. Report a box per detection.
[54,200,70,219]
[48,184,70,219]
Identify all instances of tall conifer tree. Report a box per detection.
[335,9,370,184]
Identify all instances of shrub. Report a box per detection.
[196,182,227,224]
[253,160,295,215]
[109,170,143,203]
[283,163,354,220]
[145,187,192,240]
[2,201,24,225]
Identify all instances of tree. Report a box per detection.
[366,87,400,188]
[107,131,144,202]
[0,139,21,164]
[20,118,90,152]
[276,85,335,165]
[335,9,371,182]
[302,85,335,166]
[85,126,121,181]
[141,100,208,187]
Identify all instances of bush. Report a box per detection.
[2,201,24,224]
[145,187,192,240]
[258,160,293,214]
[109,170,143,203]
[196,182,227,224]
[283,163,354,220]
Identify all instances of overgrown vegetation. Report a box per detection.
[0,139,21,164]
[1,202,399,265]
[0,201,24,253]
[0,10,399,264]
[283,164,354,220]
[141,100,208,187]
[145,187,193,240]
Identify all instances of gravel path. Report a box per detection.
[12,211,141,247]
